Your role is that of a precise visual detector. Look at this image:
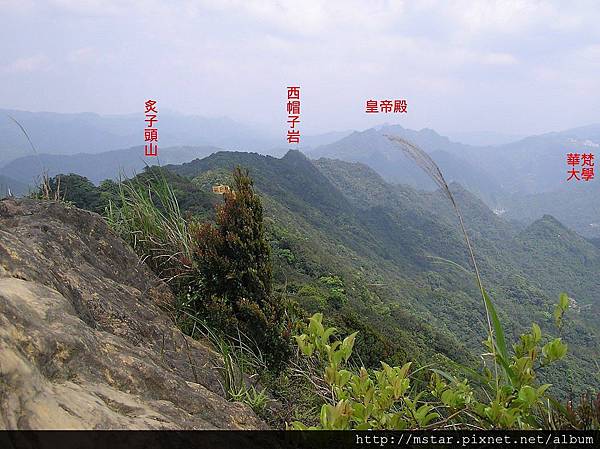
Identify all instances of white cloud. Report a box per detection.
[48,0,137,16]
[576,44,600,64]
[0,0,598,135]
[444,0,587,36]
[0,0,35,13]
[3,55,50,73]
[481,52,518,65]
[67,47,95,63]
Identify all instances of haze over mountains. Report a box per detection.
[2,107,599,395]
[0,109,356,166]
[442,130,526,146]
[0,109,276,165]
[2,108,600,237]
[310,123,600,195]
[308,124,600,238]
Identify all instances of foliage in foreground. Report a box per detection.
[290,294,585,430]
[288,136,595,430]
[186,167,291,369]
[44,161,597,429]
[105,170,193,284]
[174,307,272,418]
[105,166,291,369]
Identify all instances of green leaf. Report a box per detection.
[441,361,489,385]
[542,338,568,363]
[553,305,563,328]
[430,368,457,384]
[322,326,337,344]
[483,289,508,363]
[320,404,329,428]
[337,369,352,387]
[290,421,309,430]
[537,384,551,397]
[554,293,570,329]
[441,389,456,406]
[496,352,518,387]
[341,332,358,362]
[308,313,324,337]
[415,404,439,426]
[399,362,412,379]
[518,385,537,405]
[559,292,569,310]
[483,289,516,385]
[294,334,315,357]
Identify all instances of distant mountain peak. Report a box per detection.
[282,149,309,161]
[524,214,572,236]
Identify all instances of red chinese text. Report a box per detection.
[287,86,300,144]
[365,99,408,114]
[567,152,594,182]
[144,99,158,156]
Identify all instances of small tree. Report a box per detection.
[191,167,290,368]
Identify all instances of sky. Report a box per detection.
[1,0,599,137]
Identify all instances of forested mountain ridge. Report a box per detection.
[0,145,223,186]
[310,124,600,239]
[6,114,600,239]
[311,123,600,195]
[313,157,600,361]
[502,181,600,239]
[29,149,599,396]
[163,150,600,395]
[309,127,502,205]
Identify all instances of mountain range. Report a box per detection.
[308,123,600,237]
[0,145,222,186]
[2,109,600,240]
[57,149,598,396]
[310,123,600,195]
[0,109,274,166]
[0,108,354,168]
[173,151,600,395]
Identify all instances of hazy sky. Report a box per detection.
[1,0,599,136]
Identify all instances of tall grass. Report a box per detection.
[6,115,57,200]
[175,305,270,414]
[105,169,193,283]
[386,135,505,390]
[106,168,273,414]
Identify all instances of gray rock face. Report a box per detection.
[0,198,266,429]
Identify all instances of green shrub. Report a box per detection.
[291,294,571,430]
[188,167,291,369]
[319,275,347,308]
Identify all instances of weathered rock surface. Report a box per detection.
[0,198,266,429]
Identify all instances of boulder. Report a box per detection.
[0,198,266,429]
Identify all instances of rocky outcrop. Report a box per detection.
[0,198,266,429]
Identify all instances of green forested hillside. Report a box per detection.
[308,126,503,205]
[310,124,600,241]
[502,182,600,239]
[52,150,600,396]
[313,157,600,393]
[164,151,600,396]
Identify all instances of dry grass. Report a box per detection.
[385,134,501,387]
[7,115,59,200]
